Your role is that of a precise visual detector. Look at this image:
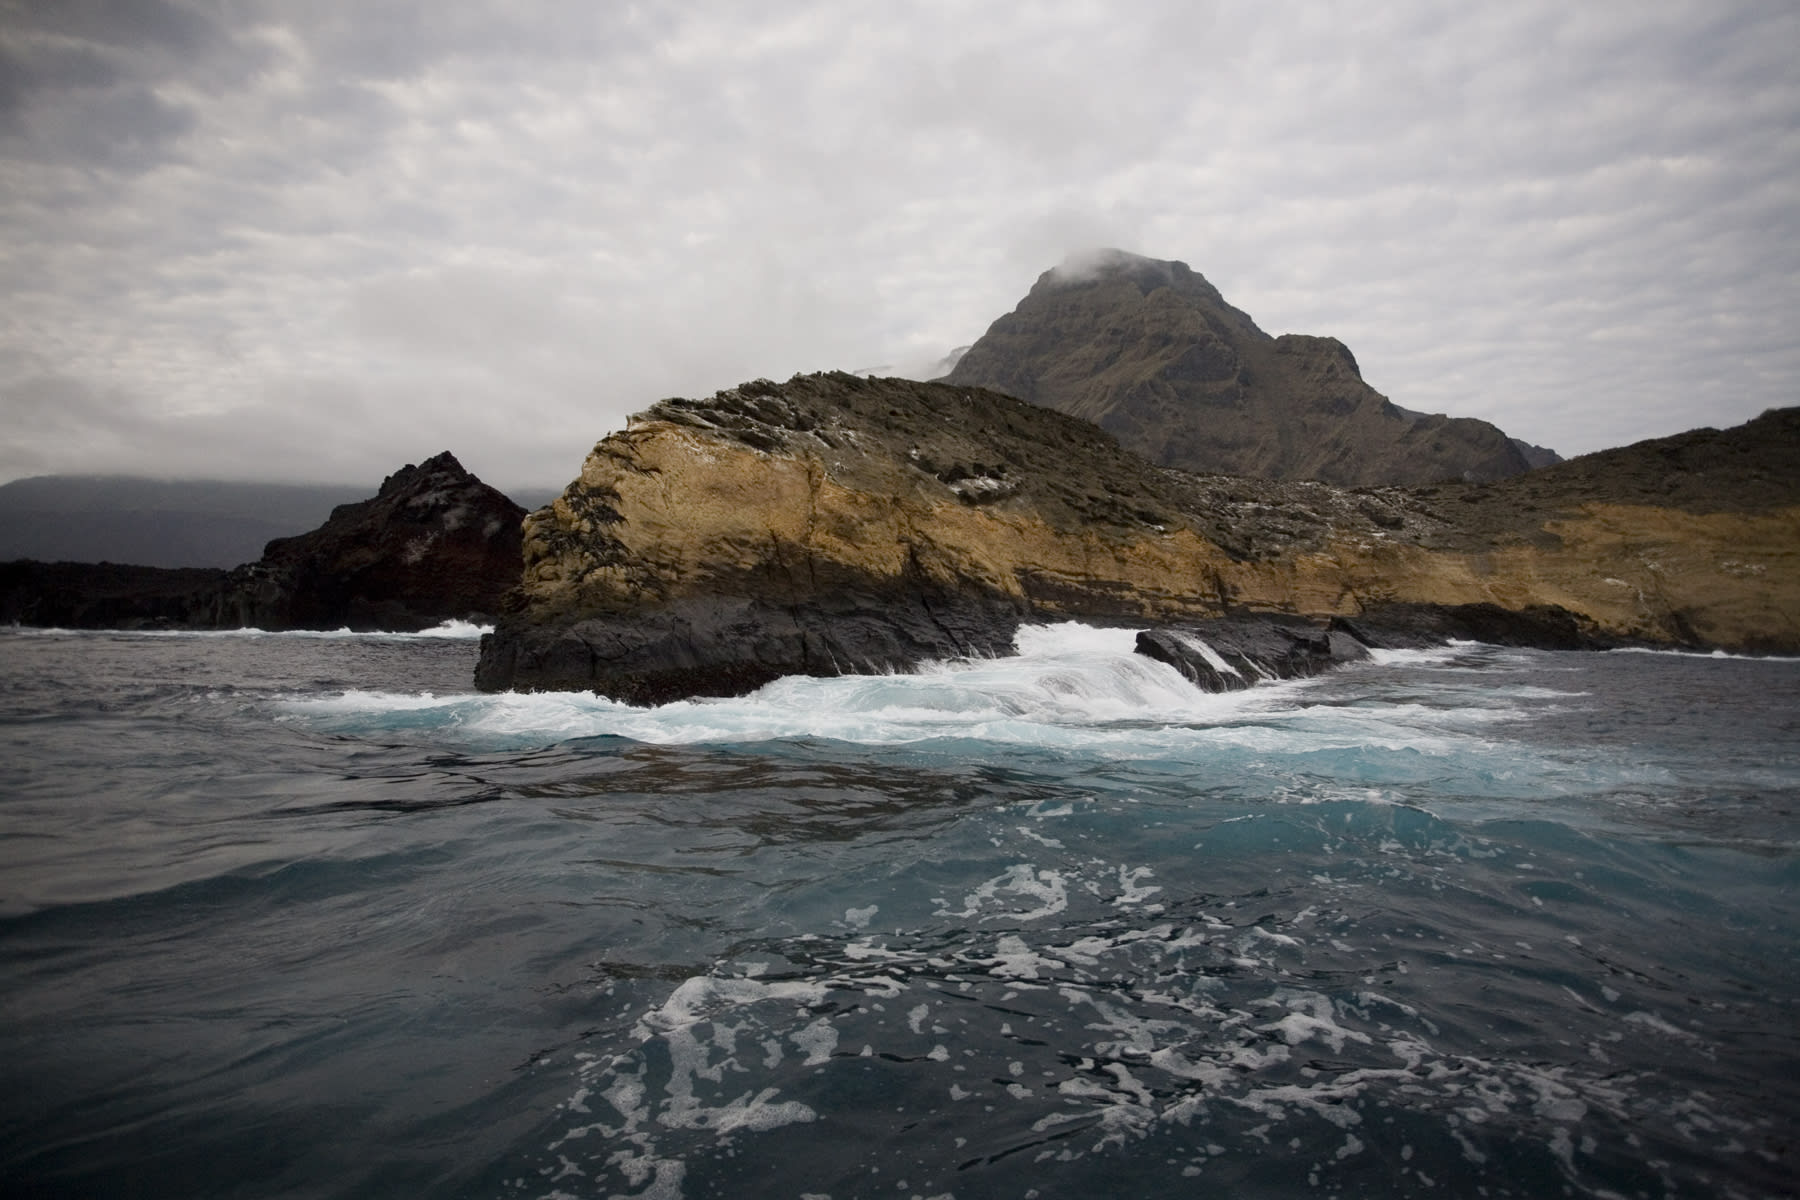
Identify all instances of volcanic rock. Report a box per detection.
[475,372,1799,699]
[944,250,1541,487]
[0,561,228,629]
[1135,618,1370,693]
[208,452,525,631]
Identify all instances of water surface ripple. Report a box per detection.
[1,624,1795,1198]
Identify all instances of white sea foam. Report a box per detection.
[1608,646,1800,663]
[1175,632,1242,678]
[268,622,1637,802]
[1364,645,1469,667]
[533,825,1764,1199]
[278,622,1297,750]
[263,621,1624,805]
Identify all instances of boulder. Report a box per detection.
[1135,618,1370,692]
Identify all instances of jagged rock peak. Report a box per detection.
[1,451,531,633]
[377,450,473,497]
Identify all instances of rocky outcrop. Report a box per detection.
[206,452,525,631]
[475,372,1800,699]
[2,452,527,631]
[1135,617,1370,692]
[1135,603,1632,692]
[944,250,1542,487]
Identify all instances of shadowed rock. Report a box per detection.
[1136,618,1370,692]
[208,452,525,631]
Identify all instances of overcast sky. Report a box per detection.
[2,1,1796,489]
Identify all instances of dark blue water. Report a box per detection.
[1,624,1796,1199]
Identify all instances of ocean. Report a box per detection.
[1,622,1795,1199]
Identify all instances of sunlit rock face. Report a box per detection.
[945,250,1541,487]
[474,371,1800,700]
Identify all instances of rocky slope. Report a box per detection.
[475,373,1798,700]
[206,452,525,631]
[944,250,1543,487]
[2,452,526,631]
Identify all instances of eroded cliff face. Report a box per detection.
[475,375,1799,699]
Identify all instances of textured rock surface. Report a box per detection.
[1135,618,1370,693]
[945,250,1540,487]
[476,373,1800,698]
[207,451,525,631]
[2,452,526,631]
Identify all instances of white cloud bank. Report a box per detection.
[1,0,1795,488]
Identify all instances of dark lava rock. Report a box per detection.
[209,452,526,631]
[475,585,1025,706]
[0,561,228,629]
[1135,617,1370,692]
[945,249,1541,487]
[1331,603,1625,651]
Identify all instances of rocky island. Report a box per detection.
[474,373,1799,701]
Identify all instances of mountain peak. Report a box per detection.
[947,255,1543,487]
[1041,249,1233,307]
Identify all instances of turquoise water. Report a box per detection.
[1,624,1795,1198]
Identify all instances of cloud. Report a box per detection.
[0,0,1796,487]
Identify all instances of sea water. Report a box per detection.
[0,622,1795,1199]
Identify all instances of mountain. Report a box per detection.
[474,372,1798,700]
[943,249,1546,487]
[1510,439,1563,469]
